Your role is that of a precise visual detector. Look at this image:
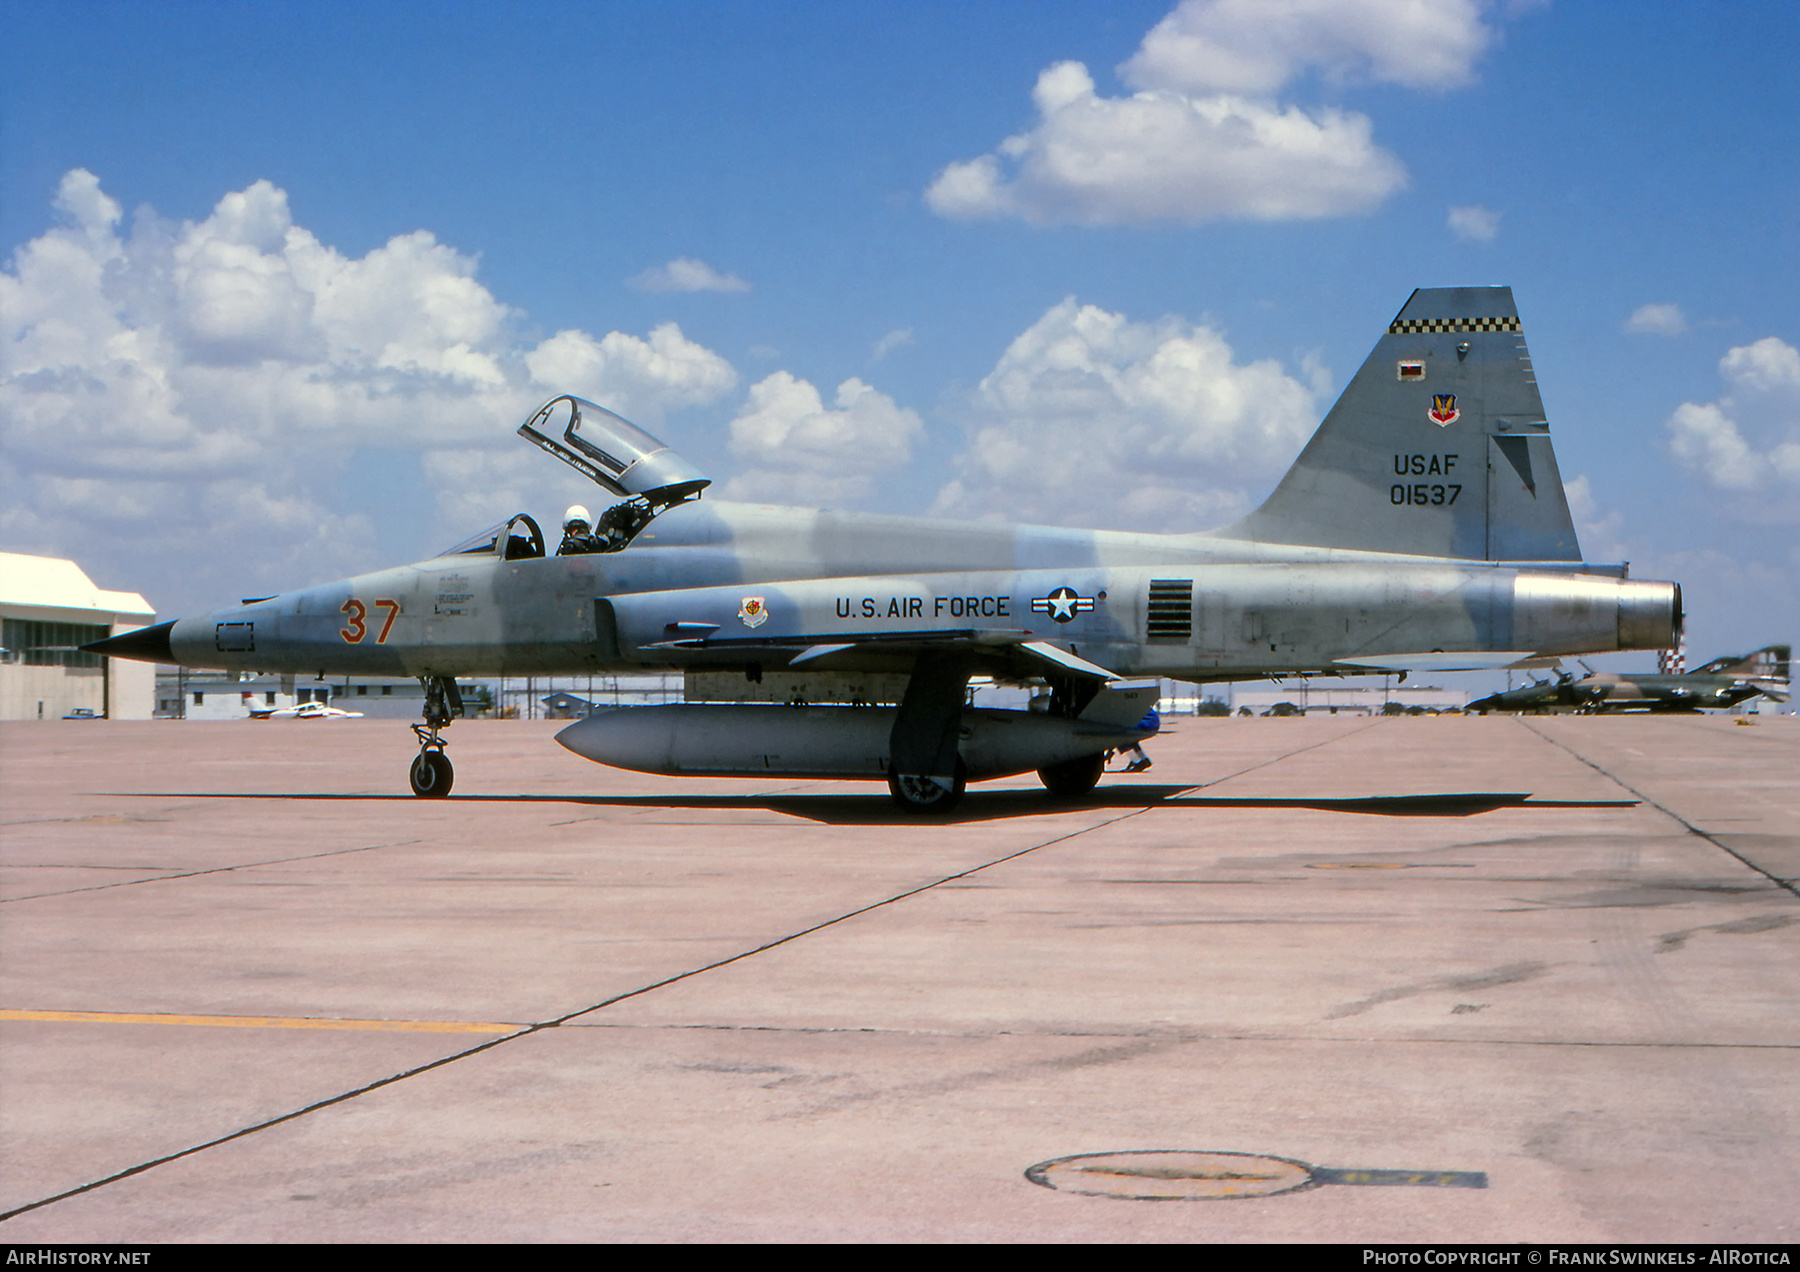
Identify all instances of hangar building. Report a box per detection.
[0,551,156,720]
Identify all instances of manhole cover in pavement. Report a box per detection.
[1025,1151,1486,1200]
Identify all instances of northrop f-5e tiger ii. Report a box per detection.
[89,287,1683,812]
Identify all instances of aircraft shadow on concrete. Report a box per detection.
[128,788,1637,826]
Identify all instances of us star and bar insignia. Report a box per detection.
[1031,587,1096,624]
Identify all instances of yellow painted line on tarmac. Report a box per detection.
[0,1008,522,1034]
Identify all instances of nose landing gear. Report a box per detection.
[409,676,463,797]
[409,749,453,797]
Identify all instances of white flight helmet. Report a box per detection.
[563,504,592,533]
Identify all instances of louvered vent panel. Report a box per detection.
[1147,579,1193,642]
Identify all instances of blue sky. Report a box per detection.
[3,0,1796,672]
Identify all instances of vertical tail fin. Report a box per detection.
[1694,645,1791,680]
[1222,287,1582,561]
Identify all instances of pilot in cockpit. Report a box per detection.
[558,505,599,555]
[592,499,648,551]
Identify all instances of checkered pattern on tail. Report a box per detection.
[1387,316,1522,334]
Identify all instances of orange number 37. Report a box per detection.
[340,598,401,643]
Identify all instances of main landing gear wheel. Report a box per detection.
[409,750,454,797]
[1037,753,1104,800]
[887,759,966,814]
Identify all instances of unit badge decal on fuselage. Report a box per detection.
[1032,586,1097,624]
[738,596,768,628]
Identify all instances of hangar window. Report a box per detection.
[2,619,109,668]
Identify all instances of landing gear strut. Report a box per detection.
[887,655,971,814]
[409,675,463,797]
[1035,675,1107,802]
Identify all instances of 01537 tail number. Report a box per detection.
[1391,484,1461,507]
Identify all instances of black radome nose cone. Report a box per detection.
[81,621,176,664]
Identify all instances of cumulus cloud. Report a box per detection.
[1664,336,1800,519]
[1121,0,1493,94]
[1625,303,1688,336]
[1562,474,1629,563]
[1647,545,1800,667]
[523,325,736,427]
[1447,204,1501,242]
[926,62,1406,225]
[931,298,1324,530]
[0,170,740,610]
[720,373,925,506]
[925,0,1504,226]
[871,328,914,360]
[627,257,750,293]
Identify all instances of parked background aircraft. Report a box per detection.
[88,288,1682,811]
[246,701,367,720]
[1467,645,1788,714]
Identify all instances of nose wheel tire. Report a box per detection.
[1037,752,1104,800]
[410,751,454,798]
[887,760,966,814]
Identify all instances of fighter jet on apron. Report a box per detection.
[88,288,1683,811]
[1467,645,1788,714]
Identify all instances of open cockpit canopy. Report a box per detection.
[517,395,709,505]
[436,397,711,559]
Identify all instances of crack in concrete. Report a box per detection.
[1519,721,1800,902]
[0,839,426,903]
